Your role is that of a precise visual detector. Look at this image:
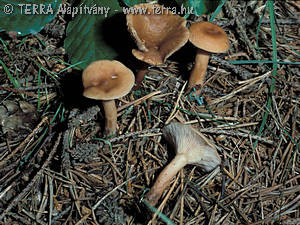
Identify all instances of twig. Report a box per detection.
[52,206,71,223]
[117,90,161,112]
[165,82,187,124]
[108,128,161,143]
[210,71,271,104]
[98,152,123,178]
[36,176,48,221]
[0,132,61,221]
[261,18,300,24]
[48,175,54,225]
[0,117,48,168]
[92,168,157,211]
[210,55,253,80]
[251,195,300,225]
[208,194,220,225]
[200,128,273,144]
[21,210,48,225]
[0,86,38,97]
[225,1,264,65]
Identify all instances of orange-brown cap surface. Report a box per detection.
[189,21,229,53]
[126,3,189,65]
[82,60,135,100]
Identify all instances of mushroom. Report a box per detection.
[188,21,230,90]
[126,3,189,86]
[82,60,135,136]
[145,122,221,206]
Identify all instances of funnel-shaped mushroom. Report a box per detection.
[188,21,229,90]
[145,122,221,206]
[82,60,135,136]
[126,3,189,86]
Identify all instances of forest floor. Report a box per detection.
[0,1,299,224]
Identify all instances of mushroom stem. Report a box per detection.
[102,100,117,136]
[188,49,210,90]
[146,154,188,206]
[134,67,148,89]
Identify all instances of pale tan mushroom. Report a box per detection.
[126,3,189,86]
[82,60,135,136]
[145,122,221,206]
[188,21,230,90]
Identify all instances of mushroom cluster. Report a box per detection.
[126,3,230,90]
[81,3,230,135]
[80,3,226,206]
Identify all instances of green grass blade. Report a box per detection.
[0,59,20,89]
[209,0,227,22]
[254,0,277,149]
[0,38,13,61]
[50,103,62,124]
[142,199,176,225]
[229,60,300,65]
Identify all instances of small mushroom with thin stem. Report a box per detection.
[188,21,230,91]
[145,122,221,206]
[82,60,135,136]
[126,3,189,87]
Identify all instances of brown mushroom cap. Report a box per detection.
[82,60,135,100]
[189,21,230,53]
[126,3,189,65]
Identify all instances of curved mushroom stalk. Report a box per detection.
[146,154,187,205]
[145,122,221,206]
